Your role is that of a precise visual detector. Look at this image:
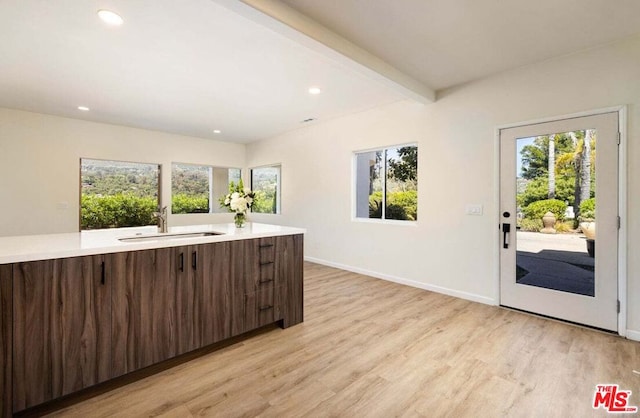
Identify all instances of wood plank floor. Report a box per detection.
[47,262,640,417]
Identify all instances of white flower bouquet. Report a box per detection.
[220,179,255,227]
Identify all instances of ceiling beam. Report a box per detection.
[212,0,435,104]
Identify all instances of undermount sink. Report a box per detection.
[119,231,224,243]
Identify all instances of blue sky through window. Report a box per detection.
[516,136,535,178]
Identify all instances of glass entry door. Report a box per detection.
[499,112,619,331]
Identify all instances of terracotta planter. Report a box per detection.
[580,222,596,240]
[540,211,557,234]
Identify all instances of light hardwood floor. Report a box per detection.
[47,262,640,417]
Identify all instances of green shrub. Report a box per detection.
[252,189,277,213]
[522,199,567,222]
[518,218,542,232]
[517,176,577,208]
[579,198,595,220]
[172,193,209,214]
[369,199,380,218]
[554,221,574,233]
[388,190,417,220]
[81,193,157,229]
[368,190,417,221]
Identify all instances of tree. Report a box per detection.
[388,146,417,182]
[520,137,549,180]
[518,175,576,207]
[561,130,595,220]
[520,134,574,180]
[517,132,594,213]
[579,130,593,210]
[548,135,555,199]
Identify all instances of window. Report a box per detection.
[171,163,241,214]
[251,165,281,214]
[80,158,160,230]
[354,145,417,221]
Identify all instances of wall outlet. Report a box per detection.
[465,204,483,216]
[56,201,69,210]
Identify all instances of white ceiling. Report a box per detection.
[2,1,640,143]
[0,0,404,143]
[280,0,640,90]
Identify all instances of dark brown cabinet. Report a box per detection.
[196,241,233,346]
[110,247,180,377]
[4,233,303,416]
[175,245,199,354]
[278,234,304,328]
[11,255,111,411]
[0,265,12,418]
[229,237,286,335]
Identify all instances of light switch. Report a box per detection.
[466,204,483,216]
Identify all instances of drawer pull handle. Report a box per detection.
[192,251,197,270]
[259,244,274,248]
[179,253,184,272]
[259,305,273,311]
[259,279,274,284]
[260,261,274,266]
[100,261,106,285]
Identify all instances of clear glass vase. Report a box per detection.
[234,212,246,228]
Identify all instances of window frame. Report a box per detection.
[79,157,162,231]
[170,162,241,215]
[352,143,418,225]
[250,164,282,215]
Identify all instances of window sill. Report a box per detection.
[351,217,418,227]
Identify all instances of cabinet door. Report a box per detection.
[0,265,12,418]
[276,234,304,328]
[12,255,111,411]
[175,245,198,355]
[229,239,254,336]
[196,242,232,346]
[110,248,177,377]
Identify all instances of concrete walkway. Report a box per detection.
[515,231,594,296]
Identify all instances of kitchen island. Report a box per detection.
[0,223,304,416]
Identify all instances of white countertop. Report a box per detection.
[0,223,305,264]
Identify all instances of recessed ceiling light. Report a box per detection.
[98,10,124,26]
[308,87,322,95]
[213,130,221,134]
[77,106,90,111]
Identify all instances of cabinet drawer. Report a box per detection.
[258,261,275,285]
[244,238,276,292]
[244,286,282,330]
[258,238,275,263]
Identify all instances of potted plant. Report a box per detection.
[578,198,596,257]
[220,179,255,227]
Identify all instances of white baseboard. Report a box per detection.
[625,329,640,342]
[304,256,497,306]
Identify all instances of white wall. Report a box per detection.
[0,109,245,236]
[1,35,639,337]
[246,35,640,336]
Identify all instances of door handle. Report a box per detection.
[502,223,511,249]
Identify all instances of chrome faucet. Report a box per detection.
[154,206,168,233]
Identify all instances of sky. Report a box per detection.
[515,136,535,177]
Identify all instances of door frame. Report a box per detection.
[493,106,627,337]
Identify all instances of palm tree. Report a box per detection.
[566,130,594,220]
[548,134,555,199]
